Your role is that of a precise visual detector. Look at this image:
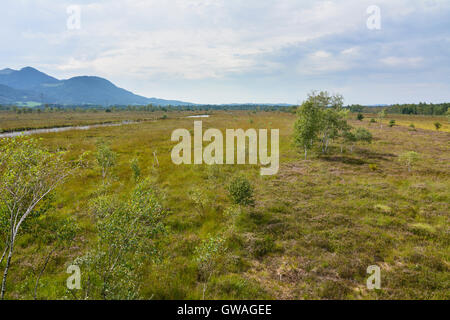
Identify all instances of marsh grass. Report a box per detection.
[0,110,448,299]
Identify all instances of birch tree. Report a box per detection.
[0,137,72,299]
[75,179,166,299]
[294,91,349,158]
[95,140,117,180]
[294,100,320,160]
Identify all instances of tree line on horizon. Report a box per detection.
[348,102,449,116]
[0,101,449,116]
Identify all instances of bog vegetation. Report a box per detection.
[0,93,448,300]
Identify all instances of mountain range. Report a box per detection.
[0,67,192,106]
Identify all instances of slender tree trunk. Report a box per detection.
[34,246,57,300]
[1,241,14,300]
[0,244,9,266]
[304,146,307,160]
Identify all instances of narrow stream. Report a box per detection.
[0,121,136,138]
[0,115,212,138]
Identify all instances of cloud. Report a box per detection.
[380,57,424,68]
[0,0,449,104]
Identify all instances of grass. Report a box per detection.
[0,110,448,300]
[0,110,173,132]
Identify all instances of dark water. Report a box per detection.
[0,121,136,138]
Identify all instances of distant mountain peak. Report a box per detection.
[0,68,16,75]
[0,66,193,106]
[21,66,39,71]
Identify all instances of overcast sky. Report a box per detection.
[1,0,449,104]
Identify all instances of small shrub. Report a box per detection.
[130,157,141,181]
[398,151,420,172]
[319,280,351,299]
[434,122,442,131]
[227,176,255,206]
[409,223,436,238]
[370,118,376,124]
[189,188,209,216]
[368,163,378,171]
[95,140,117,179]
[355,127,373,144]
[252,236,275,258]
[409,123,416,131]
[195,235,226,299]
[224,206,241,228]
[389,119,396,127]
[374,204,392,215]
[357,113,364,121]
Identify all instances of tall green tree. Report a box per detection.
[294,100,321,160]
[0,138,74,299]
[294,91,350,158]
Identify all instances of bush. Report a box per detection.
[227,176,255,206]
[355,127,373,144]
[409,123,416,131]
[252,236,275,258]
[434,122,442,131]
[398,151,420,172]
[370,118,376,124]
[389,119,396,127]
[357,113,364,121]
[130,157,141,181]
[95,140,117,179]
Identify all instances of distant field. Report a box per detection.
[0,110,173,132]
[1,110,448,133]
[363,113,450,132]
[1,110,449,299]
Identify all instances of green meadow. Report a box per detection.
[0,110,449,300]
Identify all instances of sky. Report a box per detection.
[1,0,449,105]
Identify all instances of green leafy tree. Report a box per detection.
[294,91,349,157]
[195,235,226,299]
[357,113,364,121]
[294,100,321,160]
[319,107,349,153]
[96,140,117,180]
[0,138,74,299]
[342,130,356,153]
[75,179,166,300]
